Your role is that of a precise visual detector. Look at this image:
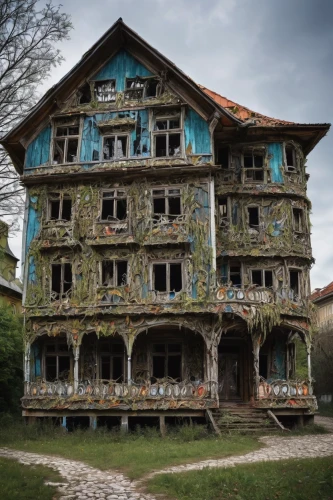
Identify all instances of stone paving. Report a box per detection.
[0,416,333,499]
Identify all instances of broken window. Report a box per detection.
[103,135,128,160]
[94,80,116,102]
[217,146,230,169]
[152,343,182,380]
[48,194,72,221]
[285,145,297,172]
[243,149,264,181]
[247,207,259,229]
[289,269,301,300]
[218,197,229,228]
[251,269,273,288]
[125,77,159,100]
[152,188,181,222]
[51,263,72,300]
[220,263,242,287]
[101,260,128,287]
[154,115,182,157]
[293,208,304,233]
[53,125,79,164]
[45,339,71,382]
[99,340,124,381]
[152,262,183,293]
[101,190,127,221]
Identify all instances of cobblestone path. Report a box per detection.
[1,417,333,499]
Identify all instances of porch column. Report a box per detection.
[127,356,132,385]
[252,337,260,399]
[73,346,80,394]
[209,342,219,399]
[307,346,312,385]
[24,343,31,395]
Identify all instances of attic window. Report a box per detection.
[101,260,127,287]
[152,262,183,293]
[53,125,79,164]
[48,194,72,221]
[154,115,182,158]
[103,135,128,160]
[101,190,127,221]
[243,149,264,181]
[125,78,145,100]
[95,80,116,102]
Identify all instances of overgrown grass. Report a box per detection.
[147,456,333,500]
[0,457,62,500]
[0,417,261,479]
[319,402,333,418]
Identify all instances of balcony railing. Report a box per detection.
[258,377,313,399]
[25,379,216,400]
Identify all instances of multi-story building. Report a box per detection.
[0,220,22,312]
[1,19,330,430]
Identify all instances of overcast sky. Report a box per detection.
[9,0,333,290]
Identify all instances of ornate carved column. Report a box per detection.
[73,345,80,394]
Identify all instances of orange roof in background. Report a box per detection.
[310,281,333,302]
[199,85,297,127]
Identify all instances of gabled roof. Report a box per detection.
[1,18,330,174]
[311,282,333,303]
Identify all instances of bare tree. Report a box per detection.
[0,0,73,231]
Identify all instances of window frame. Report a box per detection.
[43,338,72,382]
[99,339,125,381]
[94,79,116,102]
[47,193,72,222]
[247,205,260,230]
[242,148,265,183]
[100,189,128,222]
[125,76,160,101]
[152,112,183,158]
[50,262,73,301]
[289,268,302,300]
[151,341,183,381]
[52,122,81,165]
[284,143,298,173]
[102,133,129,161]
[292,207,305,233]
[250,268,274,288]
[152,187,182,221]
[217,196,230,229]
[220,262,242,287]
[150,260,184,294]
[99,259,128,287]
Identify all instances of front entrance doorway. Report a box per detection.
[218,334,251,402]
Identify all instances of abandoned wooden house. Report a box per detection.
[1,19,330,431]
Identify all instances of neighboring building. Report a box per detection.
[0,220,22,312]
[1,19,330,429]
[311,283,333,327]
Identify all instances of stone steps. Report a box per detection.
[210,403,279,433]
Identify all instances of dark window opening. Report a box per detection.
[101,260,127,287]
[67,139,78,163]
[286,146,295,166]
[169,197,181,215]
[101,355,123,381]
[79,83,91,104]
[156,135,167,157]
[259,354,268,379]
[248,207,259,228]
[101,191,127,221]
[289,270,300,296]
[217,147,230,169]
[62,199,72,221]
[50,200,60,220]
[49,196,72,221]
[244,150,264,182]
[51,263,72,300]
[293,208,304,232]
[153,198,166,214]
[45,357,57,381]
[169,134,181,156]
[45,340,70,382]
[146,79,158,97]
[170,263,182,292]
[251,269,273,288]
[125,78,145,100]
[152,188,181,219]
[95,80,116,102]
[152,343,182,380]
[103,136,128,160]
[218,197,228,227]
[230,265,241,287]
[154,264,167,292]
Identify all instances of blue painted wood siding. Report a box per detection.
[268,143,284,183]
[184,108,211,154]
[25,126,51,169]
[93,49,152,91]
[26,195,41,283]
